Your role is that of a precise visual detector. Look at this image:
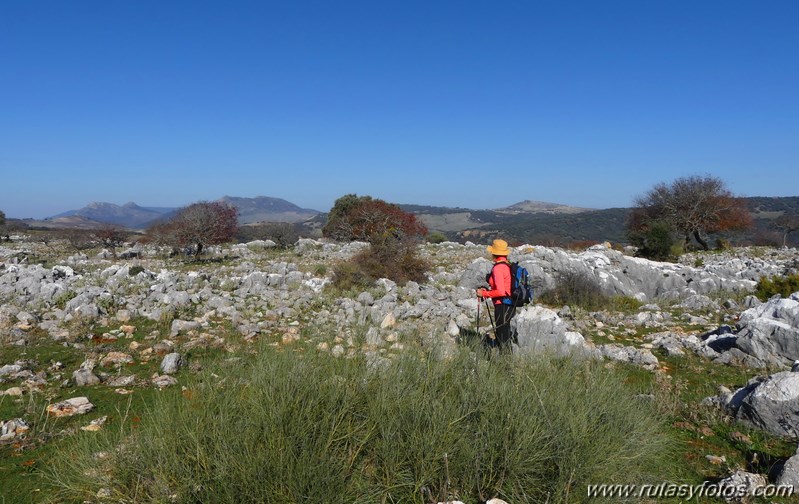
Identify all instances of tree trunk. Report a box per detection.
[693,230,709,250]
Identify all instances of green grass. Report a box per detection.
[44,344,672,504]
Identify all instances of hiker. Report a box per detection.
[476,239,517,350]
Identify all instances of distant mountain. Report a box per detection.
[38,195,799,247]
[406,196,799,247]
[50,196,322,229]
[219,196,319,224]
[55,202,170,229]
[498,200,595,214]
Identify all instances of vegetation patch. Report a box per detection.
[46,345,671,504]
[755,274,799,300]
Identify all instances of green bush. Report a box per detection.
[53,290,77,310]
[538,272,602,311]
[47,346,671,504]
[629,221,678,261]
[426,231,448,244]
[333,238,429,289]
[755,274,799,300]
[538,273,642,313]
[128,265,145,276]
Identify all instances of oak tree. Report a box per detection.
[630,175,751,250]
[772,213,799,248]
[146,201,238,256]
[323,194,427,243]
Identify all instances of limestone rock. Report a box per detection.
[73,368,101,386]
[101,352,134,367]
[160,353,185,375]
[736,371,799,437]
[0,418,30,441]
[734,296,799,367]
[513,306,588,356]
[599,344,659,370]
[776,445,799,488]
[152,374,178,388]
[47,397,95,417]
[717,470,767,503]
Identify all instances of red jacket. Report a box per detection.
[482,257,511,305]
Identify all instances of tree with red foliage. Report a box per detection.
[146,201,238,256]
[630,175,752,250]
[323,194,427,243]
[325,195,429,287]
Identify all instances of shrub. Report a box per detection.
[128,265,145,276]
[566,240,600,251]
[537,272,643,313]
[238,222,299,249]
[323,194,427,243]
[628,220,678,261]
[145,201,238,256]
[53,290,77,310]
[48,345,671,503]
[427,231,448,244]
[538,271,607,311]
[715,238,732,250]
[332,237,429,289]
[755,274,799,300]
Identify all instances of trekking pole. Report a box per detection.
[484,298,498,343]
[476,298,481,337]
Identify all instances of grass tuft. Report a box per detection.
[46,345,672,503]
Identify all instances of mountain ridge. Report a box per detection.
[25,195,799,247]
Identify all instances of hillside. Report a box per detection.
[409,197,799,247]
[48,196,322,229]
[26,195,799,247]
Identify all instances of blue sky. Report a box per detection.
[1,0,797,218]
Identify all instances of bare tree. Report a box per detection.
[93,225,130,257]
[772,213,799,248]
[146,201,238,256]
[631,175,752,250]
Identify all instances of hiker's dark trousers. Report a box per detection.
[494,303,516,349]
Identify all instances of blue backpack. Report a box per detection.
[492,261,534,306]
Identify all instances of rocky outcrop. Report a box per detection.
[734,294,799,367]
[698,294,799,368]
[735,371,799,437]
[512,306,591,356]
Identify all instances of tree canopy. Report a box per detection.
[146,201,238,255]
[323,194,427,244]
[629,175,751,251]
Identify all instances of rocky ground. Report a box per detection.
[1,236,799,502]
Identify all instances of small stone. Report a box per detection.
[119,325,136,335]
[160,353,185,375]
[47,397,95,417]
[100,352,134,367]
[705,454,727,465]
[152,374,178,388]
[699,426,715,437]
[73,368,101,387]
[380,313,396,329]
[105,375,136,387]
